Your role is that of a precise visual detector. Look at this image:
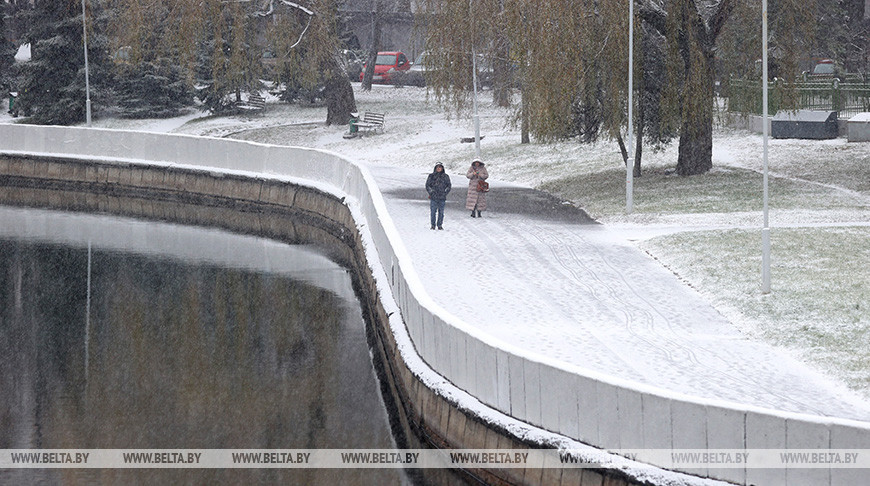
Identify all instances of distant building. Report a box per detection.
[340,0,424,59]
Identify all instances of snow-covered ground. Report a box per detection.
[3,85,868,412]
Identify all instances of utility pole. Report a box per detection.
[81,0,91,126]
[626,0,634,214]
[470,0,481,160]
[761,0,771,293]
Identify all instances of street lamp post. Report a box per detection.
[470,0,481,160]
[472,47,481,160]
[761,0,771,293]
[81,0,92,126]
[626,0,634,214]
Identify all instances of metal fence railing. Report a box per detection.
[725,77,870,119]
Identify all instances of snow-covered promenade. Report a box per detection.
[2,123,869,486]
[370,164,870,421]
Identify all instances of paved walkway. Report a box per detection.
[367,164,870,422]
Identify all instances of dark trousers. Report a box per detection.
[430,199,445,227]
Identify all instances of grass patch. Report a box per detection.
[640,227,870,394]
[541,166,867,219]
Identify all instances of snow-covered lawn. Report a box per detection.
[5,84,867,397]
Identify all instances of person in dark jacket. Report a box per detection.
[425,162,452,230]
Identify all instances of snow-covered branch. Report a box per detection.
[253,0,315,17]
[250,0,315,50]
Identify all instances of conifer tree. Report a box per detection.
[1,5,17,88]
[107,0,196,118]
[16,0,111,124]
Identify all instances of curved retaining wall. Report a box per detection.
[2,124,868,486]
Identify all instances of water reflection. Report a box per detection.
[0,215,414,484]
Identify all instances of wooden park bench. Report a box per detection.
[237,93,266,112]
[353,111,385,135]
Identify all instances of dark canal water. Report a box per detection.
[0,208,421,484]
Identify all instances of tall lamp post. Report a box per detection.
[761,0,771,293]
[472,47,481,160]
[81,0,92,126]
[626,0,634,214]
[470,0,481,160]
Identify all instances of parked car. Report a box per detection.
[359,51,411,84]
[803,59,865,83]
[401,51,497,89]
[402,51,428,87]
[806,59,842,79]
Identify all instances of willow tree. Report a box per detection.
[260,0,355,124]
[420,0,653,165]
[632,0,734,175]
[419,0,515,114]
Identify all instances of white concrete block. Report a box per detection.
[785,419,831,486]
[617,387,644,449]
[400,284,421,347]
[706,405,746,485]
[464,337,479,398]
[429,316,450,375]
[545,367,579,439]
[508,353,526,419]
[420,310,435,366]
[746,411,787,486]
[830,421,870,486]
[474,340,498,408]
[523,360,543,427]
[576,374,599,445]
[671,400,707,478]
[639,394,671,468]
[21,125,48,153]
[443,324,459,387]
[61,129,92,158]
[495,348,511,413]
[260,145,286,175]
[453,327,469,392]
[847,112,870,142]
[0,125,25,151]
[596,381,620,449]
[145,132,180,163]
[177,136,207,167]
[641,393,672,450]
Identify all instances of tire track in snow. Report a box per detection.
[528,227,686,364]
[460,217,655,380]
[525,223,833,415]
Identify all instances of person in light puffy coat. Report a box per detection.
[465,159,488,218]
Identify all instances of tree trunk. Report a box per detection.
[675,49,714,176]
[616,132,629,165]
[638,0,733,177]
[325,55,357,126]
[521,88,530,144]
[361,0,381,91]
[634,98,644,177]
[492,36,512,108]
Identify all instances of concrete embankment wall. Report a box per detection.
[2,125,868,486]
